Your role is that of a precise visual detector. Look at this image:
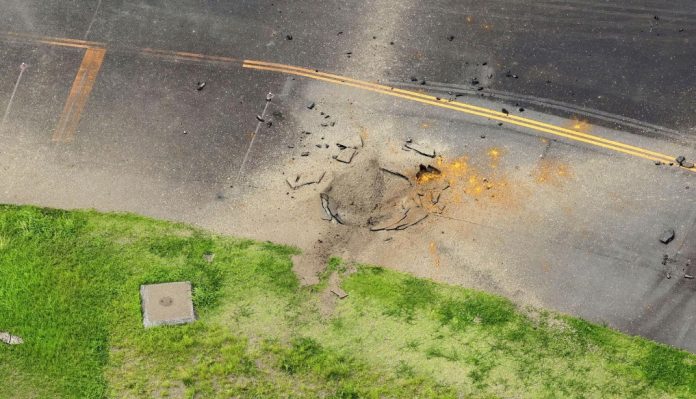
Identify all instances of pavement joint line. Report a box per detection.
[0,63,28,133]
[83,0,103,41]
[243,60,678,164]
[242,61,690,169]
[52,47,106,142]
[234,93,272,185]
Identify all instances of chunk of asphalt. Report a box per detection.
[286,171,326,190]
[659,228,675,244]
[334,148,357,163]
[286,34,293,40]
[404,142,436,158]
[320,193,344,224]
[502,108,509,115]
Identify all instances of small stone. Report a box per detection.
[307,102,315,109]
[480,134,486,139]
[502,108,509,115]
[447,35,455,41]
[301,151,310,157]
[196,81,206,91]
[410,76,418,82]
[659,228,675,244]
[519,107,525,112]
[286,34,293,40]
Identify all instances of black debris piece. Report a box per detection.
[480,134,486,138]
[482,62,488,65]
[196,81,206,91]
[519,107,525,112]
[307,102,315,109]
[659,228,675,244]
[655,161,662,165]
[477,87,484,91]
[266,121,273,127]
[505,71,518,78]
[380,167,412,186]
[321,123,329,127]
[337,31,343,35]
[676,155,686,165]
[416,164,442,180]
[301,151,310,157]
[256,115,265,122]
[447,35,455,41]
[502,108,509,115]
[286,34,293,40]
[404,142,436,158]
[653,15,659,20]
[410,76,418,82]
[330,121,336,127]
[303,130,312,135]
[420,80,427,85]
[389,41,395,45]
[471,78,480,85]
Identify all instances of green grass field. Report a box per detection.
[1,205,695,398]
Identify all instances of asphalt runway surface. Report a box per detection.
[1,0,696,352]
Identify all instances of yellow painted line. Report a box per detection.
[141,48,239,64]
[243,63,678,164]
[52,47,106,142]
[0,31,105,49]
[244,60,676,163]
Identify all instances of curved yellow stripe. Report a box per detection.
[243,63,678,164]
[244,59,674,162]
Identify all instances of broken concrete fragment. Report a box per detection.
[320,193,344,224]
[286,171,326,189]
[416,164,442,181]
[0,332,23,345]
[307,102,315,109]
[334,149,357,164]
[659,228,675,244]
[404,142,436,158]
[331,287,348,299]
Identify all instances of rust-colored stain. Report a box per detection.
[52,47,106,142]
[567,117,591,133]
[534,158,573,186]
[428,241,441,270]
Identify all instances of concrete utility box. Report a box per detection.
[140,281,196,328]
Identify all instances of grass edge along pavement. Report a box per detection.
[0,205,695,398]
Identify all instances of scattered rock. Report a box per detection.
[256,115,265,122]
[286,34,293,40]
[447,35,455,41]
[196,81,206,91]
[676,155,686,165]
[0,331,23,345]
[659,228,675,244]
[301,151,310,157]
[307,102,315,110]
[502,108,509,115]
[519,107,525,112]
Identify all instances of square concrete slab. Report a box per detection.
[140,281,196,328]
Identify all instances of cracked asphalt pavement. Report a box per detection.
[1,0,696,352]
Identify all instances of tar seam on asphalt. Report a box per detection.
[234,92,273,185]
[0,63,28,133]
[83,0,103,41]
